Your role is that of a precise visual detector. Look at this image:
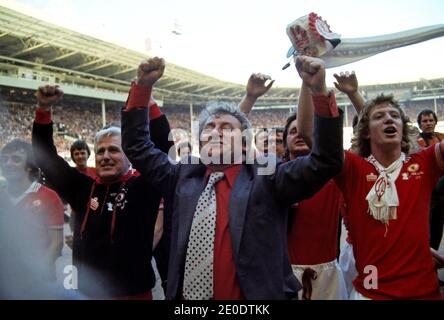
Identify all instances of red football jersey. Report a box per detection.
[334,146,443,299]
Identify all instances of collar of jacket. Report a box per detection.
[94,169,134,185]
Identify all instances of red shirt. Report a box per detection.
[15,182,64,249]
[288,180,344,265]
[208,165,245,300]
[334,146,443,299]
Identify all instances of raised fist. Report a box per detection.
[35,85,64,109]
[295,56,327,95]
[137,57,165,87]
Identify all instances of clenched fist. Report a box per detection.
[36,85,64,109]
[295,56,327,95]
[137,57,165,87]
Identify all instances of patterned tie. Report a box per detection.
[182,171,225,300]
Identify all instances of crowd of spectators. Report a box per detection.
[1,99,444,154]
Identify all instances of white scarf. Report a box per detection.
[366,153,406,235]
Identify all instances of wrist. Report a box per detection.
[135,79,154,87]
[35,107,52,124]
[126,83,152,110]
[37,103,52,111]
[245,93,259,101]
[346,90,359,97]
[311,84,328,96]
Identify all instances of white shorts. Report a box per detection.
[338,242,358,297]
[349,287,372,300]
[292,259,348,300]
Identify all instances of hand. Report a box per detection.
[136,57,165,87]
[333,71,359,95]
[295,56,327,95]
[246,73,274,98]
[431,248,444,269]
[35,85,64,109]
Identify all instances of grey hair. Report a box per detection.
[94,126,121,152]
[198,102,252,136]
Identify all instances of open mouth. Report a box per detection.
[383,127,397,135]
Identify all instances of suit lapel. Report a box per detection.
[177,166,207,256]
[228,164,253,260]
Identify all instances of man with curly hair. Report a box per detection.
[335,94,444,299]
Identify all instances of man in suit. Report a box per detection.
[121,55,343,299]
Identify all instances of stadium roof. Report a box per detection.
[1,5,444,107]
[0,5,298,106]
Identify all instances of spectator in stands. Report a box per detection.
[121,55,343,300]
[0,139,64,282]
[32,58,173,299]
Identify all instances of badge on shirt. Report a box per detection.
[33,200,41,207]
[366,173,377,182]
[115,188,128,211]
[407,163,419,173]
[90,197,99,211]
[107,202,113,212]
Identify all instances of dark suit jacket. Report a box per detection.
[122,108,343,300]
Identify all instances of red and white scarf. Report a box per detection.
[366,153,406,235]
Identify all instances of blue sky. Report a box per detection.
[3,0,444,87]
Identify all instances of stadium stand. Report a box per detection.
[1,4,444,154]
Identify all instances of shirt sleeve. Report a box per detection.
[124,82,162,120]
[312,92,339,118]
[35,108,52,124]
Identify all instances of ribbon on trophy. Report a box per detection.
[283,12,444,69]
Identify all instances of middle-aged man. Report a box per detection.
[31,63,173,298]
[121,56,343,300]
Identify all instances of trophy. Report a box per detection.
[283,12,444,70]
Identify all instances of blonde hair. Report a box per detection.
[351,94,413,157]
